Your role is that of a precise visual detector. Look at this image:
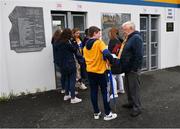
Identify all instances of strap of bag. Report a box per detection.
[117,36,128,59]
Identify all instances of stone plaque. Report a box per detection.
[9,6,46,53]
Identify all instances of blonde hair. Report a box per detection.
[72,28,80,34]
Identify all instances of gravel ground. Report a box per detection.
[0,66,180,128]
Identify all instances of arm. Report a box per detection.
[98,40,113,63]
[67,41,77,53]
[67,40,85,65]
[102,49,114,64]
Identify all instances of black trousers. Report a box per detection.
[125,71,142,111]
[87,72,111,115]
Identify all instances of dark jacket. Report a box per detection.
[71,38,80,51]
[120,31,143,73]
[108,37,123,53]
[82,37,89,48]
[53,40,77,74]
[70,38,85,65]
[108,38,122,74]
[51,38,57,62]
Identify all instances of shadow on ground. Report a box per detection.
[1,66,180,128]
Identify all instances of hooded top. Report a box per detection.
[83,39,108,74]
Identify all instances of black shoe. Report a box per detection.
[130,110,141,117]
[122,103,133,109]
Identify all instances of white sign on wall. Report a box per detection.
[165,8,175,21]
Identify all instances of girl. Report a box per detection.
[54,28,82,104]
[108,27,125,99]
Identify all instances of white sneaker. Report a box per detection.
[79,83,87,90]
[61,89,65,94]
[64,95,71,101]
[104,112,117,121]
[94,112,101,119]
[110,94,118,99]
[70,97,82,104]
[117,90,125,94]
[75,82,81,88]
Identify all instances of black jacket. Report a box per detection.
[120,31,143,73]
[70,38,85,65]
[108,38,122,74]
[108,37,123,53]
[53,40,78,74]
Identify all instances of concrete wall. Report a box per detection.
[0,0,57,96]
[74,1,180,69]
[0,0,179,96]
[0,1,10,96]
[178,9,180,65]
[159,8,179,68]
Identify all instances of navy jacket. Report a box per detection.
[120,31,143,73]
[53,40,77,74]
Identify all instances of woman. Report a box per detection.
[51,29,65,93]
[53,28,82,104]
[72,28,87,90]
[108,27,125,99]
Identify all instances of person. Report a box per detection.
[53,28,82,104]
[82,28,89,48]
[120,21,143,117]
[51,29,65,94]
[108,27,125,99]
[83,26,117,121]
[81,28,90,86]
[72,28,88,90]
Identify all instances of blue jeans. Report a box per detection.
[64,72,76,98]
[56,63,65,90]
[60,72,65,90]
[87,72,111,115]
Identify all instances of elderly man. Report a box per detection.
[120,21,143,117]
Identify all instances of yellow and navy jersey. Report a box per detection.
[83,39,108,74]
